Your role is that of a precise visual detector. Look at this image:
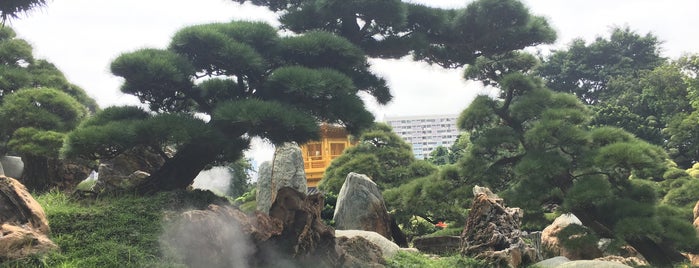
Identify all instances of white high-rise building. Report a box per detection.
[384,114,461,159]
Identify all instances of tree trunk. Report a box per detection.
[136,142,221,194]
[573,209,686,267]
[625,237,687,268]
[20,155,50,192]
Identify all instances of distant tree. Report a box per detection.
[318,123,436,193]
[63,21,389,193]
[427,146,450,166]
[662,55,699,167]
[426,133,470,165]
[457,68,698,266]
[537,27,664,105]
[233,0,556,67]
[226,158,253,198]
[0,88,87,190]
[0,0,47,24]
[383,164,470,230]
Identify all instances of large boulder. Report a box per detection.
[460,186,537,268]
[256,142,307,214]
[694,200,699,224]
[0,176,57,260]
[95,146,165,193]
[335,229,399,259]
[541,213,601,260]
[336,235,386,268]
[333,172,392,241]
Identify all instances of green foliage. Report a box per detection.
[537,27,664,105]
[0,0,46,23]
[386,251,485,268]
[235,0,555,67]
[384,165,470,238]
[0,27,97,110]
[663,178,699,208]
[226,158,253,199]
[556,224,599,258]
[0,88,86,158]
[66,21,388,192]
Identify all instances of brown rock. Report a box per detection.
[0,176,57,260]
[268,187,338,263]
[460,187,537,268]
[336,236,386,268]
[694,200,699,222]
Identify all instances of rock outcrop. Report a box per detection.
[541,213,601,260]
[333,172,392,240]
[460,186,537,268]
[95,146,165,193]
[0,176,57,260]
[256,142,307,214]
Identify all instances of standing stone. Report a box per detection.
[256,142,307,214]
[0,176,57,260]
[0,156,24,179]
[333,172,392,240]
[693,200,698,223]
[461,186,537,268]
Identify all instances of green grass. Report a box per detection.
[386,251,485,268]
[1,189,224,268]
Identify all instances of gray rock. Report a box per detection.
[256,142,307,213]
[0,156,24,179]
[335,229,399,259]
[333,172,392,240]
[532,256,571,268]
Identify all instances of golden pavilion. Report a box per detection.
[300,124,356,187]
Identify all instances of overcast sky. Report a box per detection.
[9,0,699,165]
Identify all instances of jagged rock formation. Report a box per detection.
[460,186,537,268]
[256,142,307,214]
[95,146,165,193]
[333,172,393,241]
[0,176,57,260]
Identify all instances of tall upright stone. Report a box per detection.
[256,142,308,214]
[0,156,24,179]
[461,186,537,268]
[333,172,392,240]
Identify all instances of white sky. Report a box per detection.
[8,0,699,166]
